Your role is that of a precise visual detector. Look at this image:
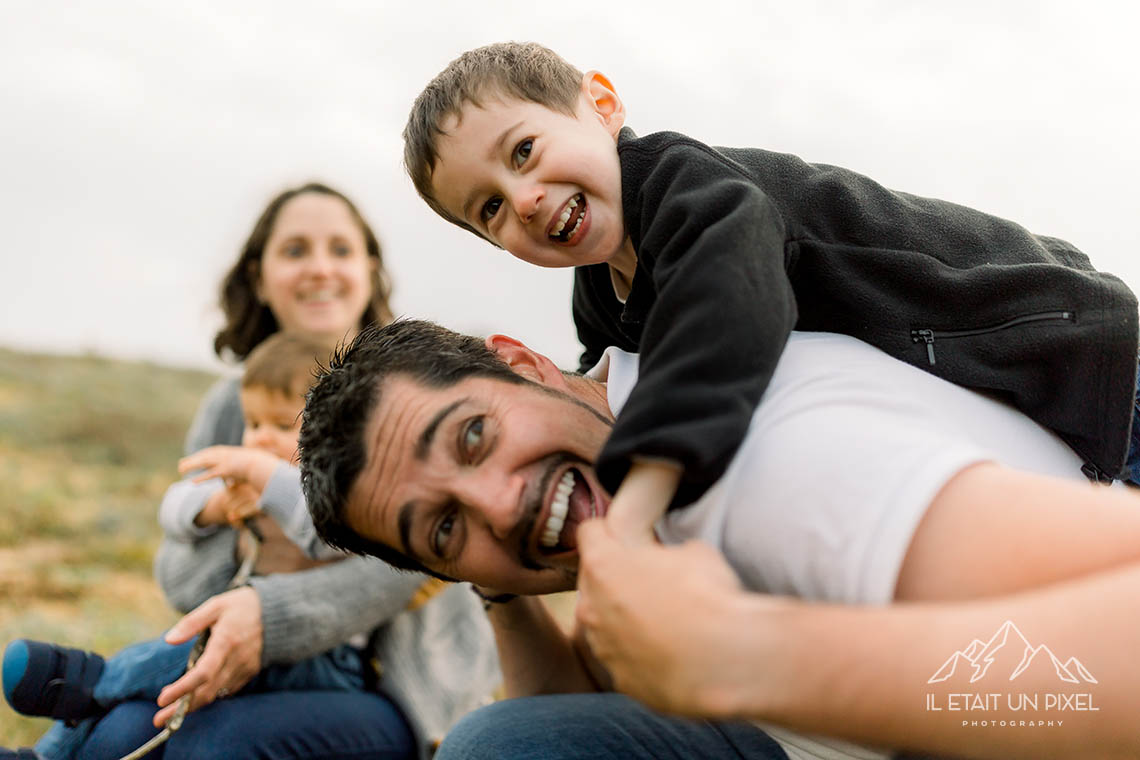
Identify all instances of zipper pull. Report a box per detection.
[911,329,936,366]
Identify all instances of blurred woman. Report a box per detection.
[6,183,497,760]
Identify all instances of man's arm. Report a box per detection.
[577,464,1140,758]
[483,596,604,698]
[895,463,1140,601]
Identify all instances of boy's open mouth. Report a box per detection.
[549,193,586,243]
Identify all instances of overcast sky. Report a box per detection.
[1,0,1137,372]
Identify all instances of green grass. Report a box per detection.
[0,347,218,745]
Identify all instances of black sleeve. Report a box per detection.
[596,141,798,508]
[572,263,641,373]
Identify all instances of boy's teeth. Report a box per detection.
[540,471,576,548]
[550,194,583,240]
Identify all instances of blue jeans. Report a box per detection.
[435,693,789,760]
[36,637,366,760]
[72,691,413,760]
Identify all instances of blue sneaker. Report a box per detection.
[2,639,104,721]
[0,750,44,759]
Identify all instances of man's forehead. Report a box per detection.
[345,374,433,544]
[351,374,516,502]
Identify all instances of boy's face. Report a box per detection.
[429,75,629,269]
[240,385,304,463]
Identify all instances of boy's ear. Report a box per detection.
[581,70,625,138]
[485,334,566,387]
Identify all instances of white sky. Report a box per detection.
[1,0,1137,371]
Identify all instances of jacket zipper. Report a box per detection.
[910,311,1075,366]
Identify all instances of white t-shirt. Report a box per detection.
[592,332,1092,760]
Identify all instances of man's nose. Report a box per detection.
[457,471,526,541]
[509,184,544,224]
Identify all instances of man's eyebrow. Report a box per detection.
[460,120,525,224]
[415,397,467,461]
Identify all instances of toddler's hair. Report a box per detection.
[403,41,583,236]
[242,332,336,400]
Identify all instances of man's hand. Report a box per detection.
[194,482,261,527]
[576,518,789,718]
[153,586,264,726]
[604,459,680,545]
[180,445,279,493]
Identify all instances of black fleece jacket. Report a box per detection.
[574,128,1138,508]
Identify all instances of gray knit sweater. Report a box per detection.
[153,376,500,758]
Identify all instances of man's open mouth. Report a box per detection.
[549,193,586,243]
[537,466,596,554]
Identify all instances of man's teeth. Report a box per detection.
[549,194,584,240]
[540,470,575,547]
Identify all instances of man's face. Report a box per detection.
[429,89,629,270]
[345,373,614,595]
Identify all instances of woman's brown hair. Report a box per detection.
[213,183,394,361]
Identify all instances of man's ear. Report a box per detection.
[581,70,625,138]
[485,334,567,387]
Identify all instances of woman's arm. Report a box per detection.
[250,555,425,665]
[154,530,239,612]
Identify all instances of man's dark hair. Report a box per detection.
[299,319,528,575]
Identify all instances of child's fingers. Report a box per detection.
[603,460,680,546]
[178,451,211,474]
[576,518,618,564]
[190,468,227,484]
[606,505,659,546]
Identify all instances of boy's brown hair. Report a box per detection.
[242,332,335,400]
[402,41,583,237]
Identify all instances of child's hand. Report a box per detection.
[603,459,681,545]
[194,482,261,527]
[180,445,280,493]
[225,495,262,527]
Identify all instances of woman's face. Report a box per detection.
[257,192,376,343]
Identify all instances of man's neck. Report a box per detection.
[565,373,614,424]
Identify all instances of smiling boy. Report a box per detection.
[403,41,1140,532]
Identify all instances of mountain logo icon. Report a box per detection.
[927,620,1097,685]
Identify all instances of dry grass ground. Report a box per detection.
[0,347,218,744]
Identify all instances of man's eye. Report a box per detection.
[480,197,502,223]
[432,512,456,556]
[461,417,484,461]
[512,139,533,167]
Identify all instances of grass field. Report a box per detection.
[0,347,219,744]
